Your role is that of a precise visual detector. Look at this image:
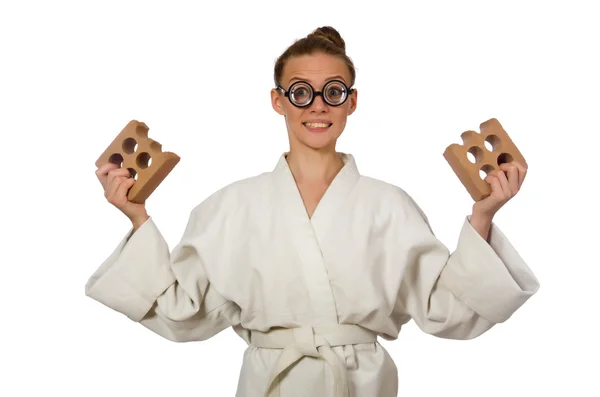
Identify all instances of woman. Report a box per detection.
[87,26,539,397]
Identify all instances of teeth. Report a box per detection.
[304,122,331,128]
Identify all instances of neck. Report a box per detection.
[285,145,344,184]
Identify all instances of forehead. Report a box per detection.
[282,53,351,86]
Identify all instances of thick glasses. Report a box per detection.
[277,80,354,108]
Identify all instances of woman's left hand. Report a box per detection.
[472,160,527,219]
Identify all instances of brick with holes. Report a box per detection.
[443,118,527,201]
[95,120,180,204]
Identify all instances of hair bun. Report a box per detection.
[308,26,346,52]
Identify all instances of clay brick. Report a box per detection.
[443,118,527,201]
[95,120,180,204]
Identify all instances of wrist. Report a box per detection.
[470,211,493,223]
[469,212,493,241]
[131,214,149,230]
[470,204,494,222]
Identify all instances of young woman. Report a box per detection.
[87,26,539,397]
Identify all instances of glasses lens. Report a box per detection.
[324,81,347,105]
[289,82,312,106]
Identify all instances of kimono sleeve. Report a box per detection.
[85,203,238,342]
[396,196,540,339]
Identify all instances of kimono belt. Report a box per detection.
[250,324,378,397]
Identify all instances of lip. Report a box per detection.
[303,119,332,124]
[303,121,332,133]
[302,119,331,124]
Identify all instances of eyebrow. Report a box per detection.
[287,75,348,85]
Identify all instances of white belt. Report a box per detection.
[250,324,377,397]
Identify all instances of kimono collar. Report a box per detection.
[273,151,360,181]
[271,151,361,244]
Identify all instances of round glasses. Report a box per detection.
[277,80,354,108]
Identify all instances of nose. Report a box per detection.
[309,94,328,112]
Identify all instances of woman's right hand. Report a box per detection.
[96,163,149,228]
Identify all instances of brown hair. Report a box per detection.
[273,26,356,88]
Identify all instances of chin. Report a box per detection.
[296,131,339,150]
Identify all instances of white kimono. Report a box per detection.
[85,152,539,397]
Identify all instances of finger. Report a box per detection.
[500,163,519,194]
[106,175,129,202]
[96,162,119,176]
[513,161,527,185]
[485,173,504,200]
[106,168,132,189]
[494,169,512,198]
[96,163,119,185]
[116,177,136,202]
[487,170,509,199]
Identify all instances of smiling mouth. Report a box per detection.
[303,122,332,128]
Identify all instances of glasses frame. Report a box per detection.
[276,79,355,108]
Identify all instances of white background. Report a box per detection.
[1,0,598,396]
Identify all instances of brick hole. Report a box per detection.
[467,146,484,164]
[485,135,500,151]
[128,168,138,180]
[497,153,514,166]
[480,164,494,180]
[136,152,152,169]
[109,153,123,167]
[123,138,138,154]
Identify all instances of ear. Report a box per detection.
[271,88,285,116]
[347,88,358,116]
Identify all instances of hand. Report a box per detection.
[472,160,527,219]
[96,163,149,227]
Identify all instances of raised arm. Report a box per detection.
[395,196,539,340]
[85,199,239,342]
